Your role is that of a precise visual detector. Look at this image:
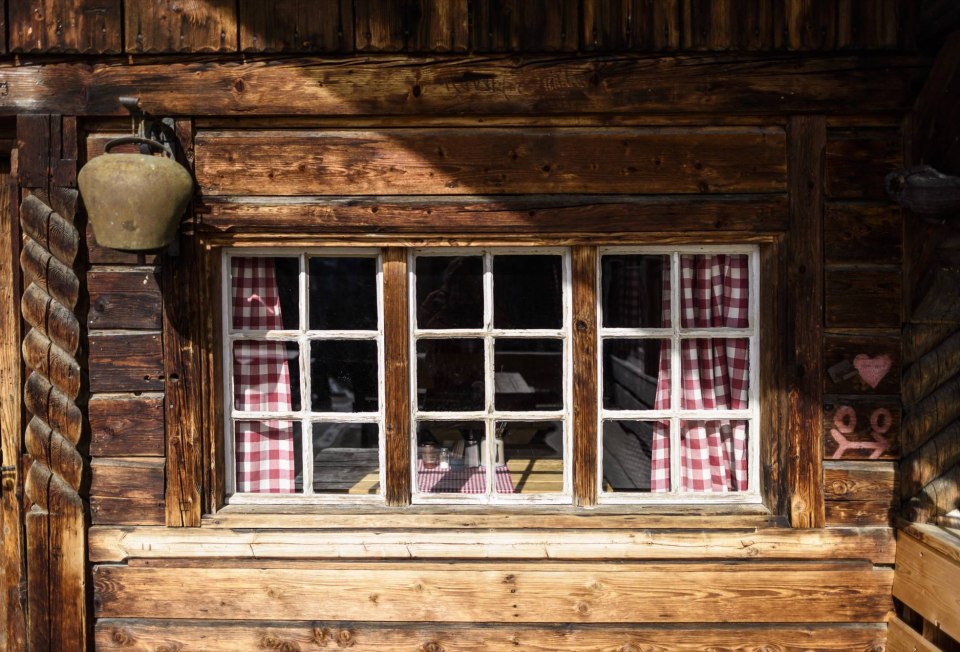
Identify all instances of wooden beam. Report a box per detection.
[572,246,598,507]
[887,615,942,652]
[893,530,960,643]
[786,115,826,528]
[382,248,410,506]
[0,53,929,117]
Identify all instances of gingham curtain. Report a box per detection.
[651,254,750,492]
[232,257,296,493]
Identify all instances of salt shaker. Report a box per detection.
[439,447,451,470]
[464,434,480,468]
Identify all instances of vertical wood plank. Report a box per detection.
[837,0,899,49]
[239,0,355,53]
[201,244,224,513]
[9,0,122,53]
[786,0,837,50]
[17,115,50,191]
[355,0,469,52]
[682,0,776,50]
[787,116,826,528]
[572,246,598,507]
[760,239,787,515]
[124,0,238,53]
[472,0,578,52]
[582,0,680,51]
[383,248,410,506]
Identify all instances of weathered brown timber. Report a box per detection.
[195,128,787,197]
[239,0,355,52]
[894,531,960,643]
[904,323,957,365]
[823,461,897,502]
[355,0,468,52]
[901,374,960,455]
[682,0,780,51]
[88,267,162,330]
[199,245,224,512]
[826,129,903,200]
[89,394,165,457]
[912,267,960,324]
[760,240,787,513]
[16,115,51,191]
[90,458,165,526]
[787,0,837,50]
[95,620,889,651]
[19,194,81,265]
[824,268,902,329]
[124,0,237,53]
[912,30,960,174]
[21,330,82,400]
[905,463,960,523]
[21,283,81,354]
[903,330,960,406]
[20,238,81,308]
[823,398,900,460]
[901,420,960,498]
[582,0,680,51]
[200,195,790,235]
[887,615,941,652]
[9,0,122,53]
[824,500,894,526]
[836,0,900,50]
[823,203,902,265]
[383,248,410,506]
[87,525,896,563]
[786,115,826,528]
[572,246,598,506]
[473,0,578,51]
[823,334,901,396]
[0,54,928,117]
[88,332,164,392]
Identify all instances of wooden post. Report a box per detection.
[572,245,598,506]
[786,116,826,528]
[383,247,411,506]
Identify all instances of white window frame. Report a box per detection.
[222,247,386,505]
[596,245,762,505]
[409,247,573,505]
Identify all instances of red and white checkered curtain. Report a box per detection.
[232,257,296,493]
[652,254,750,492]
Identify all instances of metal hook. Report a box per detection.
[119,96,145,138]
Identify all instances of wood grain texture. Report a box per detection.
[901,420,960,502]
[0,54,927,117]
[572,246,598,506]
[89,394,165,457]
[825,129,903,200]
[912,29,960,174]
[124,0,237,53]
[87,267,162,330]
[9,0,122,53]
[582,0,681,51]
[824,500,894,526]
[823,461,897,502]
[472,0,578,52]
[823,333,901,396]
[682,0,777,50]
[786,0,837,50]
[195,128,787,196]
[836,0,900,50]
[894,531,960,643]
[88,332,164,392]
[87,525,896,563]
[355,0,468,52]
[383,248,410,506]
[22,329,82,400]
[94,620,889,651]
[903,330,960,406]
[823,398,900,460]
[901,374,960,456]
[825,268,902,329]
[786,115,826,528]
[886,615,941,652]
[92,562,893,622]
[239,0,354,52]
[20,237,80,307]
[20,194,80,265]
[90,458,165,526]
[823,204,902,265]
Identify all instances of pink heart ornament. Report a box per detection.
[853,354,891,389]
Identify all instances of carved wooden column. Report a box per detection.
[18,115,87,651]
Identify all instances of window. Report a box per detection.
[223,245,760,506]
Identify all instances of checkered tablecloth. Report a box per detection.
[417,461,514,494]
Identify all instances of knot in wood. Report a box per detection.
[575,600,591,615]
[420,642,445,652]
[110,628,134,645]
[336,629,356,648]
[311,627,332,645]
[259,634,300,652]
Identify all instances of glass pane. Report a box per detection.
[312,423,380,495]
[497,421,563,494]
[602,339,670,411]
[416,422,486,494]
[233,340,300,412]
[417,339,485,411]
[415,256,483,329]
[234,420,301,493]
[678,339,750,410]
[493,255,563,329]
[602,420,669,492]
[679,420,749,492]
[310,340,379,413]
[494,339,563,411]
[308,257,378,331]
[601,254,670,329]
[679,254,750,328]
[231,256,300,330]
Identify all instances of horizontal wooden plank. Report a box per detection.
[823,398,900,460]
[825,500,894,526]
[824,461,897,502]
[0,54,928,116]
[85,224,161,266]
[823,333,901,396]
[88,267,162,330]
[899,522,960,566]
[886,615,941,652]
[90,458,165,526]
[195,128,787,196]
[124,0,238,53]
[893,531,960,642]
[826,130,903,200]
[93,562,894,622]
[89,394,165,457]
[88,332,164,393]
[94,620,888,652]
[824,203,902,265]
[825,268,902,329]
[200,195,790,233]
[87,526,896,564]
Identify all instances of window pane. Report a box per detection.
[494,338,563,411]
[679,254,750,328]
[602,339,670,410]
[310,340,379,413]
[678,338,750,410]
[308,257,377,331]
[233,340,300,412]
[235,420,301,493]
[312,423,380,495]
[416,422,486,494]
[679,420,749,492]
[231,256,299,330]
[493,255,563,329]
[602,420,669,492]
[417,339,484,411]
[497,421,564,494]
[415,256,483,329]
[601,254,670,329]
